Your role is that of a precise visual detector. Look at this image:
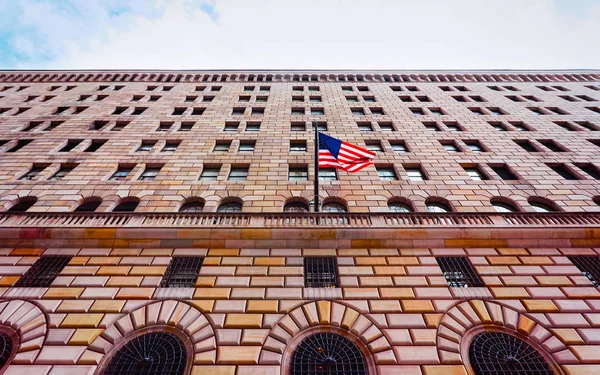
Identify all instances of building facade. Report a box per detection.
[0,70,599,375]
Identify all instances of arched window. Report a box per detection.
[113,198,139,212]
[179,200,204,213]
[491,199,519,213]
[528,197,559,213]
[104,332,186,375]
[0,333,13,370]
[388,201,412,212]
[322,202,347,213]
[427,202,450,213]
[75,198,102,212]
[7,197,37,212]
[217,201,242,213]
[469,331,555,375]
[292,332,367,375]
[284,201,309,212]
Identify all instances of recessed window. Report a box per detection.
[244,86,255,92]
[111,106,127,115]
[290,140,307,152]
[132,107,147,115]
[416,95,430,102]
[202,95,214,102]
[357,122,373,131]
[214,141,231,152]
[309,96,321,102]
[315,122,328,131]
[351,108,365,116]
[284,201,309,212]
[410,108,425,116]
[251,107,265,115]
[260,86,270,92]
[469,107,484,115]
[14,256,72,287]
[291,122,306,131]
[256,96,268,103]
[423,122,440,131]
[405,166,426,181]
[162,141,180,152]
[490,164,519,180]
[390,141,408,153]
[575,163,600,180]
[378,121,395,131]
[465,141,485,153]
[370,107,384,115]
[139,166,161,181]
[292,107,305,115]
[491,201,518,213]
[195,86,206,92]
[428,107,444,115]
[238,141,256,152]
[191,107,205,115]
[530,201,555,212]
[469,95,485,102]
[575,121,598,131]
[453,95,467,102]
[377,166,397,181]
[308,86,320,92]
[84,140,106,152]
[157,122,173,132]
[464,166,487,181]
[292,332,366,375]
[160,257,204,288]
[179,201,204,213]
[217,201,242,212]
[179,122,194,131]
[90,120,109,131]
[75,199,102,212]
[228,167,249,181]
[488,121,508,131]
[7,139,32,152]
[318,168,337,181]
[568,256,600,287]
[427,202,450,213]
[444,122,463,132]
[538,139,567,152]
[110,166,133,181]
[73,106,87,114]
[185,95,197,102]
[441,141,460,153]
[388,201,412,212]
[224,122,239,131]
[547,164,579,180]
[59,140,83,152]
[293,96,304,102]
[509,121,531,131]
[137,141,156,152]
[436,257,483,287]
[528,107,546,115]
[111,121,128,131]
[200,165,220,181]
[304,257,339,288]
[390,86,402,92]
[210,86,222,92]
[514,140,539,153]
[289,166,308,181]
[20,165,47,181]
[245,122,261,131]
[49,164,76,181]
[113,199,139,212]
[232,107,245,115]
[365,141,383,152]
[406,86,419,92]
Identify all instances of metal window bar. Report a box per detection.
[160,257,204,288]
[436,257,484,288]
[469,331,555,375]
[104,332,186,375]
[292,332,366,375]
[568,256,600,287]
[14,256,72,287]
[304,257,339,288]
[0,333,12,370]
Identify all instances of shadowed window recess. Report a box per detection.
[292,332,367,375]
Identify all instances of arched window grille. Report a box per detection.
[426,202,450,213]
[0,333,13,370]
[388,202,412,212]
[491,202,518,213]
[322,202,347,213]
[75,199,102,212]
[179,201,204,213]
[217,202,242,212]
[113,199,139,212]
[469,331,555,375]
[284,202,309,212]
[292,332,367,375]
[104,332,186,375]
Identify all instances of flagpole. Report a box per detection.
[313,121,320,213]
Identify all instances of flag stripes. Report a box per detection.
[318,132,376,172]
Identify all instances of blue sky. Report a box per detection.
[0,0,598,70]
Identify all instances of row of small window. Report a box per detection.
[12,254,600,289]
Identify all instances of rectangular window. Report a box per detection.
[179,122,194,131]
[49,164,76,181]
[291,108,305,115]
[203,96,215,102]
[251,107,265,115]
[290,140,307,152]
[463,165,487,181]
[304,257,339,288]
[575,163,600,180]
[469,107,484,115]
[200,165,220,181]
[547,164,579,180]
[291,122,306,131]
[20,165,47,180]
[8,139,32,152]
[428,107,444,115]
[514,140,539,153]
[316,122,327,131]
[185,95,197,102]
[377,166,398,181]
[365,141,383,152]
[292,96,304,102]
[399,95,413,102]
[90,120,109,131]
[351,108,365,116]
[73,106,88,114]
[319,168,337,181]
[228,167,249,181]
[575,121,599,131]
[423,122,440,131]
[405,166,427,181]
[289,166,308,181]
[465,141,485,152]
[139,166,162,181]
[378,121,395,131]
[390,141,408,153]
[84,140,107,152]
[488,121,508,131]
[311,108,324,115]
[246,122,261,131]
[568,256,600,287]
[137,141,156,152]
[239,96,251,102]
[441,141,460,153]
[436,257,484,288]
[509,121,531,131]
[60,140,83,152]
[232,108,245,115]
[538,140,567,152]
[110,165,133,181]
[160,257,204,288]
[157,122,173,132]
[111,121,128,131]
[310,96,322,102]
[14,256,72,287]
[357,122,373,131]
[410,108,425,116]
[238,141,256,152]
[132,107,147,115]
[370,107,384,115]
[528,107,546,115]
[244,86,255,92]
[256,96,268,102]
[224,122,239,131]
[162,141,180,152]
[112,106,127,115]
[214,141,231,152]
[192,107,205,115]
[490,165,519,180]
[444,122,463,132]
[346,96,359,102]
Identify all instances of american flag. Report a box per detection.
[318,132,376,172]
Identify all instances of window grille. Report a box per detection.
[14,256,72,287]
[160,257,203,288]
[179,202,204,213]
[217,202,242,212]
[304,257,339,288]
[292,332,366,375]
[568,256,600,287]
[0,333,12,370]
[104,332,186,375]
[469,332,555,375]
[436,257,484,287]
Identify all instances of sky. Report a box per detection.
[0,0,599,70]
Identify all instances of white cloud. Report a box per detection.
[11,0,600,69]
